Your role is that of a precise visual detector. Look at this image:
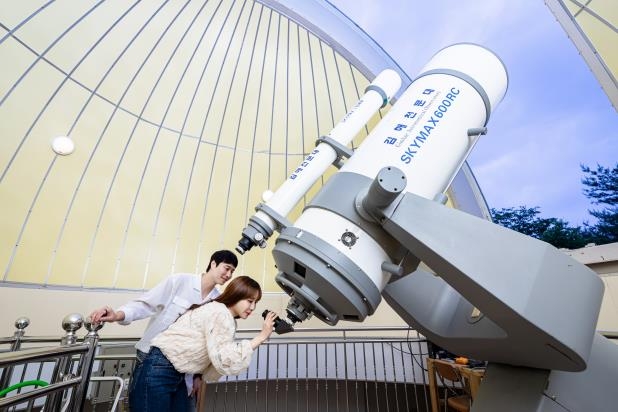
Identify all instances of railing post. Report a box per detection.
[72,317,103,411]
[44,313,83,412]
[0,317,29,391]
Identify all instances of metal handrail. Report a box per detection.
[0,376,82,409]
[0,325,417,342]
[1,318,429,411]
[0,344,89,366]
[89,376,124,412]
[0,314,102,411]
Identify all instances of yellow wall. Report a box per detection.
[2,243,617,337]
[0,287,407,337]
[565,242,618,334]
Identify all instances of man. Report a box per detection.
[89,249,238,408]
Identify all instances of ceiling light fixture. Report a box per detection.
[51,136,75,156]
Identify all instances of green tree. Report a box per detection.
[490,162,618,248]
[490,206,548,237]
[581,163,618,243]
[581,163,618,205]
[490,206,590,249]
[540,219,590,249]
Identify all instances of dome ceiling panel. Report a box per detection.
[546,0,617,109]
[0,0,382,292]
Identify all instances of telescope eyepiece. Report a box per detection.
[262,310,294,335]
[236,235,254,255]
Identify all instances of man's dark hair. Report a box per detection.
[210,249,238,268]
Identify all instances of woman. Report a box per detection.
[130,275,277,411]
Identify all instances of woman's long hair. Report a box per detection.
[214,275,262,307]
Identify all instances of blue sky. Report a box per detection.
[330,0,617,226]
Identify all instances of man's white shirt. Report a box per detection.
[117,273,221,393]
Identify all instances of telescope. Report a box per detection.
[236,43,617,411]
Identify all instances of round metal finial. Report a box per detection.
[84,316,104,333]
[62,313,84,333]
[15,317,30,330]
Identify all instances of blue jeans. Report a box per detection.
[129,347,191,412]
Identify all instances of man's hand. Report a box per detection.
[89,306,124,324]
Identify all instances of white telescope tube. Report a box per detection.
[237,69,402,253]
[291,43,508,295]
[342,43,508,200]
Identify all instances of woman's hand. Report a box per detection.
[251,311,276,349]
[261,311,276,338]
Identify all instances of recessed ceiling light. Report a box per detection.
[51,136,75,155]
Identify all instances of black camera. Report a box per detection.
[262,310,294,335]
